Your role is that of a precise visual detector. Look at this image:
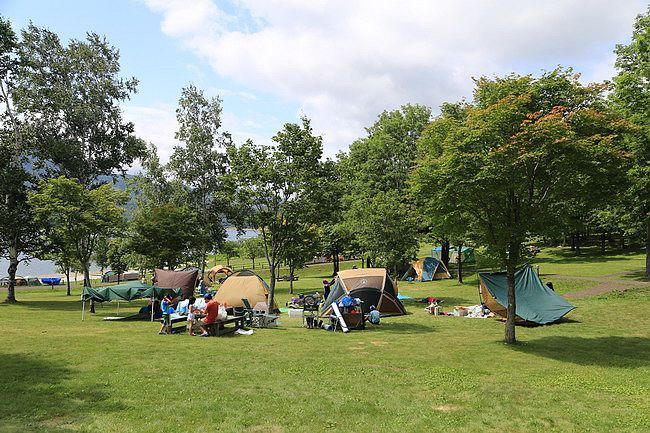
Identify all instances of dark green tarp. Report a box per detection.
[82,281,182,302]
[479,265,576,324]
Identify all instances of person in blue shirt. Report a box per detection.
[367,305,380,325]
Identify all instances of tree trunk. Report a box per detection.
[289,264,295,294]
[646,214,650,281]
[251,257,255,270]
[65,267,71,296]
[441,240,450,268]
[600,233,606,253]
[620,233,625,250]
[5,241,19,303]
[268,263,276,311]
[457,242,463,284]
[575,233,581,255]
[83,262,95,313]
[360,258,364,268]
[504,261,517,344]
[366,256,372,268]
[200,247,206,282]
[570,233,576,251]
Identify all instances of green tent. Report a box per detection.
[431,246,476,263]
[81,281,182,321]
[82,281,182,302]
[478,264,575,324]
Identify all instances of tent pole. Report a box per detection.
[151,296,154,322]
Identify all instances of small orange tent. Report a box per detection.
[205,265,233,284]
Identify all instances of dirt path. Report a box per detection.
[548,273,650,299]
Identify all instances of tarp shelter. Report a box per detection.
[81,281,182,321]
[401,257,451,281]
[432,246,476,263]
[479,264,575,324]
[320,268,407,317]
[153,268,198,299]
[205,265,233,284]
[214,269,277,311]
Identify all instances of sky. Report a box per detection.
[2,0,648,163]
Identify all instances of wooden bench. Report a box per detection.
[203,315,246,336]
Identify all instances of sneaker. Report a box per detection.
[158,332,167,335]
[199,332,209,337]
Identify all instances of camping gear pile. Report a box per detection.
[286,292,322,309]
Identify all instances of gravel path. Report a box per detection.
[549,273,650,299]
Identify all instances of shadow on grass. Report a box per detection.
[620,269,650,282]
[372,322,435,334]
[0,353,126,432]
[14,299,146,313]
[400,297,475,308]
[511,336,650,368]
[533,247,643,265]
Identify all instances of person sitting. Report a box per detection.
[176,297,190,315]
[198,293,220,337]
[366,305,381,325]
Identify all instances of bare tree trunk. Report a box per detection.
[289,264,295,294]
[504,261,517,344]
[441,240,450,268]
[5,241,19,303]
[570,233,576,251]
[457,242,463,284]
[268,263,276,311]
[575,233,581,255]
[646,214,650,280]
[65,267,71,296]
[600,233,606,253]
[251,257,255,269]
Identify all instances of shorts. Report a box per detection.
[187,313,195,322]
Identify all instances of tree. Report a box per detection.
[14,24,145,187]
[240,237,265,269]
[94,236,110,275]
[0,17,46,303]
[613,7,650,279]
[281,224,320,294]
[107,237,129,283]
[127,203,199,270]
[167,85,232,278]
[29,177,127,304]
[229,117,323,311]
[414,69,626,343]
[341,104,431,272]
[219,240,240,267]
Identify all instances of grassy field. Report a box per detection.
[1,248,649,432]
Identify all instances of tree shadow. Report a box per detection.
[370,321,435,334]
[0,353,127,432]
[533,247,643,265]
[619,270,650,282]
[510,336,650,368]
[400,297,477,308]
[15,299,147,313]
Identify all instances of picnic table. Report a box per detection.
[161,313,246,336]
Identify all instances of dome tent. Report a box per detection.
[214,269,278,311]
[320,268,406,317]
[400,257,451,281]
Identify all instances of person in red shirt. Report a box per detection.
[198,293,220,336]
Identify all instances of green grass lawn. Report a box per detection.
[1,248,649,432]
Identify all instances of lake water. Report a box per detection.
[1,228,258,277]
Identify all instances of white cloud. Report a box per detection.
[123,103,180,166]
[144,0,647,154]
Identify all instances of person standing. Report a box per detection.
[186,296,197,336]
[322,279,331,300]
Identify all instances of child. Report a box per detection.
[159,295,173,334]
[186,296,197,336]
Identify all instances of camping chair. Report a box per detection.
[302,295,319,328]
[241,298,278,328]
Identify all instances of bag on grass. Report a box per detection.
[217,304,227,321]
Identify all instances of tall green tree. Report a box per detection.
[14,24,145,186]
[341,104,431,271]
[167,85,233,278]
[29,177,127,296]
[107,237,129,283]
[613,7,650,279]
[0,17,45,303]
[229,117,323,310]
[240,237,265,270]
[413,69,626,343]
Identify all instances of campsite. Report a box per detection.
[2,2,650,433]
[1,247,649,432]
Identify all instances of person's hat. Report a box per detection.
[370,305,376,310]
[203,293,213,300]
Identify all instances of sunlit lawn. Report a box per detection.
[1,248,649,432]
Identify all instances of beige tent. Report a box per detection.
[214,270,277,310]
[205,265,233,284]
